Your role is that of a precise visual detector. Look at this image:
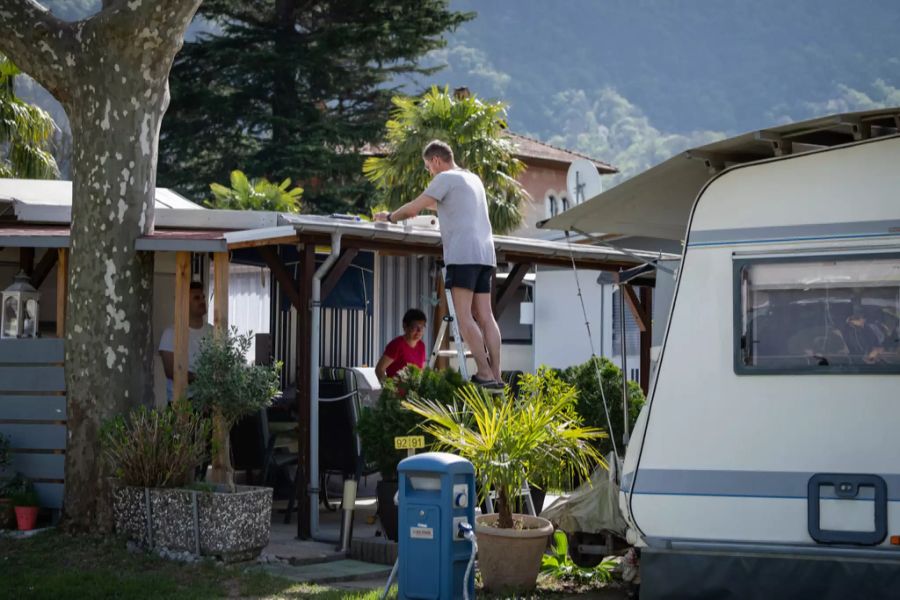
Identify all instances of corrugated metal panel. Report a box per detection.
[377,255,435,357]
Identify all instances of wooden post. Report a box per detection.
[173,252,191,401]
[56,248,67,338]
[213,252,229,334]
[432,268,449,370]
[296,243,315,539]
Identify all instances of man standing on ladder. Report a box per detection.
[375,140,503,388]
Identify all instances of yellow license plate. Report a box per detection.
[394,435,425,450]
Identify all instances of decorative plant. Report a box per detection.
[205,169,303,213]
[560,356,645,456]
[10,483,38,508]
[403,368,605,528]
[101,401,210,489]
[191,328,281,491]
[541,530,616,584]
[357,366,464,479]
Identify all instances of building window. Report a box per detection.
[561,195,569,212]
[735,254,900,374]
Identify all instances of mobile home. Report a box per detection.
[542,108,900,598]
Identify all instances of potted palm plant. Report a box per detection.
[403,368,605,593]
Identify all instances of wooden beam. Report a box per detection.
[623,285,650,333]
[257,246,303,312]
[320,248,358,300]
[55,249,67,338]
[295,243,315,540]
[227,235,300,250]
[30,249,59,289]
[493,263,531,318]
[213,252,229,334]
[19,247,34,275]
[173,252,191,401]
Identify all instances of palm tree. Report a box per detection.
[0,55,58,179]
[205,169,303,213]
[363,86,528,235]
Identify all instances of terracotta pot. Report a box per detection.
[15,506,38,531]
[475,513,554,592]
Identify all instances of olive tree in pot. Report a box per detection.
[356,366,463,541]
[403,369,605,593]
[190,328,281,491]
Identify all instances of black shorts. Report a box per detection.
[445,264,495,293]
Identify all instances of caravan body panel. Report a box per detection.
[623,136,900,558]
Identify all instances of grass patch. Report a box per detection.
[0,529,389,599]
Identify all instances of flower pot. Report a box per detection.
[14,506,38,531]
[475,513,554,592]
[112,484,273,562]
[376,479,399,541]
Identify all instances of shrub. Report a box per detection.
[10,482,38,507]
[560,356,645,456]
[0,432,9,468]
[101,401,210,489]
[356,366,464,479]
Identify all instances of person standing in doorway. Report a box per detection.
[158,281,214,402]
[375,140,502,387]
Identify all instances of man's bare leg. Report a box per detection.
[472,292,502,381]
[450,286,493,380]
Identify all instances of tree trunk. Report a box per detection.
[0,0,203,532]
[208,410,235,492]
[497,486,514,529]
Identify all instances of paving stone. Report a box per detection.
[258,559,393,584]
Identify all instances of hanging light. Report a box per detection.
[2,271,40,339]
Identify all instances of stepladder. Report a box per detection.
[428,268,473,380]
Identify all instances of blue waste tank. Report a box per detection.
[397,452,476,600]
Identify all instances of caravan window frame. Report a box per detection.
[732,252,900,375]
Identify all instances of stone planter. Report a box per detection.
[475,513,554,593]
[113,484,273,562]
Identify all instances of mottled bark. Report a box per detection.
[208,410,235,492]
[0,0,202,532]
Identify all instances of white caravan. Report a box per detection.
[542,109,900,599]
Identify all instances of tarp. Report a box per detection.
[540,468,628,536]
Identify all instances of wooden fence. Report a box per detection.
[0,338,66,509]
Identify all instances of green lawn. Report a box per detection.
[0,530,389,600]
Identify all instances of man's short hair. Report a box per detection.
[190,281,204,291]
[402,308,428,327]
[422,140,454,163]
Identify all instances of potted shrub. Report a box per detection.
[403,368,605,593]
[190,328,281,491]
[357,366,463,540]
[11,480,39,531]
[105,331,280,561]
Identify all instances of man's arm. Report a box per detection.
[159,350,175,380]
[374,193,437,222]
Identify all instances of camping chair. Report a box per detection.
[317,367,374,511]
[229,409,269,485]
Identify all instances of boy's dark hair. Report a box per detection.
[402,308,428,327]
[190,281,204,291]
[422,140,454,163]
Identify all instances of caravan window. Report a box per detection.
[735,255,900,374]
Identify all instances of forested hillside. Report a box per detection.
[17,0,900,186]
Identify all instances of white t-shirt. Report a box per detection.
[159,323,214,400]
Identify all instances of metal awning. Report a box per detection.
[539,107,900,241]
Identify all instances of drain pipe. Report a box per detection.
[309,232,343,541]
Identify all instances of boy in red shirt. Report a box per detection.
[376,308,428,382]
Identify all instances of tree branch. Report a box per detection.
[0,0,73,97]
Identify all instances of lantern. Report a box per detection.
[2,271,40,339]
